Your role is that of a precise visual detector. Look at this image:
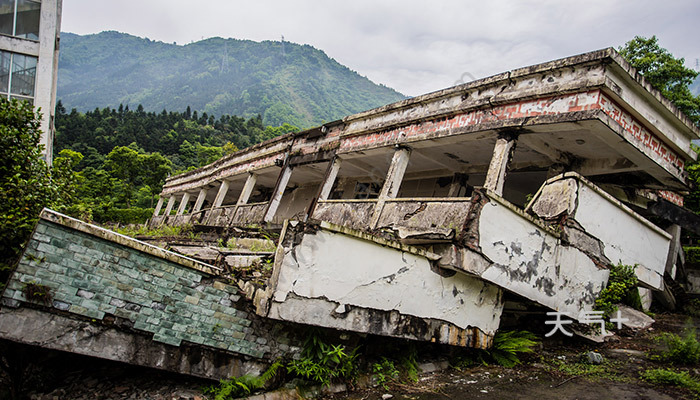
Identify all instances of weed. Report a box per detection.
[449,352,482,371]
[21,281,52,305]
[641,368,700,395]
[545,355,629,382]
[114,223,189,238]
[185,231,201,240]
[24,253,46,264]
[202,375,260,399]
[684,299,700,318]
[202,361,283,399]
[372,358,399,389]
[595,263,641,318]
[286,329,359,386]
[398,345,420,382]
[651,323,700,365]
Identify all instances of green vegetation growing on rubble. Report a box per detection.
[594,263,641,318]
[202,361,284,399]
[451,330,539,369]
[286,329,359,387]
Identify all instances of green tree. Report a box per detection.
[0,99,72,284]
[104,145,141,208]
[619,36,700,217]
[619,36,700,125]
[140,152,172,206]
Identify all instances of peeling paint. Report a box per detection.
[261,222,503,346]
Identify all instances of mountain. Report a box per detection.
[57,31,405,129]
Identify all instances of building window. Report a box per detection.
[0,50,36,101]
[0,0,40,40]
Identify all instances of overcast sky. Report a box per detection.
[62,0,700,97]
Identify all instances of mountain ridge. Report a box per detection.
[57,31,406,129]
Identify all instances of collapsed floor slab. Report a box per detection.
[256,220,504,349]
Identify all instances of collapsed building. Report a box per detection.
[2,48,699,379]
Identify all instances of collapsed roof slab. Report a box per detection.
[159,48,698,205]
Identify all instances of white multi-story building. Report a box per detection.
[0,0,62,163]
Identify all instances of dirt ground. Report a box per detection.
[8,313,699,400]
[330,312,696,400]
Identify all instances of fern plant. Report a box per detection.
[487,330,539,367]
[286,329,359,386]
[202,361,283,399]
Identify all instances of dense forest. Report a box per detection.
[53,102,299,223]
[57,31,406,129]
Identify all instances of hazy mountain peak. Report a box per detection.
[58,31,405,128]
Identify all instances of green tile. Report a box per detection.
[152,332,182,347]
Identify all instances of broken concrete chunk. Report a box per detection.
[584,351,603,365]
[616,304,654,331]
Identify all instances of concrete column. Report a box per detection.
[163,196,176,216]
[236,173,258,206]
[484,133,517,196]
[153,197,164,216]
[447,173,468,197]
[212,180,230,208]
[370,147,411,228]
[34,0,61,164]
[263,165,293,223]
[664,224,683,279]
[319,158,343,201]
[192,188,209,213]
[176,192,191,215]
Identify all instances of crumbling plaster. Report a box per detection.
[261,222,503,346]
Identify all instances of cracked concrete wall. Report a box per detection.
[313,199,471,242]
[261,223,503,348]
[375,200,471,242]
[312,201,376,231]
[272,184,320,224]
[475,198,609,318]
[530,174,671,289]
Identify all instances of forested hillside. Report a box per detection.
[53,103,298,223]
[58,31,405,129]
[54,102,296,171]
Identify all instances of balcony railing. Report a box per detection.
[312,197,472,241]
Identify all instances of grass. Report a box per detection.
[641,368,700,397]
[114,224,190,238]
[651,323,700,365]
[544,354,631,382]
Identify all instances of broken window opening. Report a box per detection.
[353,182,382,199]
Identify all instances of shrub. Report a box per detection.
[653,324,700,365]
[685,246,700,266]
[595,263,641,317]
[93,207,155,225]
[641,368,700,395]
